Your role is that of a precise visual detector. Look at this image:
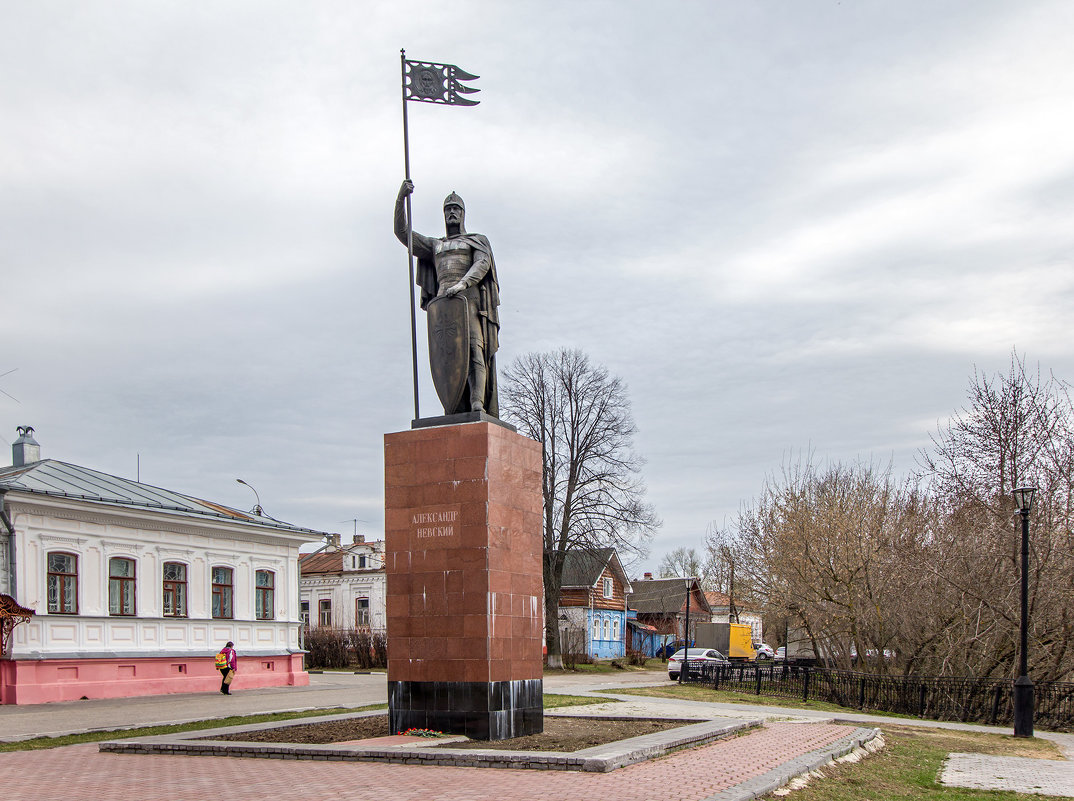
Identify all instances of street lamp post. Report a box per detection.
[679,578,691,684]
[1012,485,1037,738]
[236,478,264,516]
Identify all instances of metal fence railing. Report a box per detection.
[681,662,1074,732]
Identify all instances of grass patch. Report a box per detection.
[543,693,618,709]
[0,704,387,752]
[544,660,663,675]
[759,724,1066,801]
[605,683,919,718]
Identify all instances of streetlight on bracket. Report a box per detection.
[236,478,264,516]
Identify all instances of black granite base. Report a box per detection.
[411,411,517,433]
[388,679,543,740]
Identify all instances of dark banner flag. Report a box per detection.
[404,59,480,106]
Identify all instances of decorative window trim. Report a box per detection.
[205,552,240,564]
[251,558,284,570]
[39,534,88,547]
[101,541,145,551]
[155,546,195,559]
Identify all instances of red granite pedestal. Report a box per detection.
[384,417,544,740]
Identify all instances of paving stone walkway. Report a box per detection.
[0,722,862,801]
[941,752,1074,798]
[941,732,1074,798]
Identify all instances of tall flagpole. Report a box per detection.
[400,48,420,421]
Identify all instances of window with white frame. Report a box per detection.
[612,617,620,641]
[602,577,613,599]
[319,599,332,627]
[592,616,600,642]
[355,597,370,626]
[300,600,310,627]
[603,617,610,641]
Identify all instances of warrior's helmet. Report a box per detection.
[443,191,466,232]
[443,191,465,211]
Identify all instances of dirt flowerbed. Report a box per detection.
[204,715,691,752]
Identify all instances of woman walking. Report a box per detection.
[217,641,237,694]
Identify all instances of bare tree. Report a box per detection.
[657,547,708,583]
[916,351,1074,680]
[726,457,920,674]
[919,350,1074,516]
[722,352,1074,680]
[501,349,659,668]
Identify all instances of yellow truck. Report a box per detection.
[694,622,757,661]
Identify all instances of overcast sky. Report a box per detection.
[3,1,1073,575]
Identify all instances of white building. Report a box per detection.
[299,535,386,632]
[0,428,325,704]
[705,590,764,645]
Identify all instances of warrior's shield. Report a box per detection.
[426,295,469,414]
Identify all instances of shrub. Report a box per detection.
[349,628,388,669]
[305,627,350,669]
[626,648,648,667]
[370,632,388,668]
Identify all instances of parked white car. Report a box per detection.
[754,643,776,660]
[667,648,728,680]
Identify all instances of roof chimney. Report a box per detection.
[13,426,40,467]
[353,534,365,544]
[644,572,653,580]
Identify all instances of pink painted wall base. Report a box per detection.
[0,653,308,704]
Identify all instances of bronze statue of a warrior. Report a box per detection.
[394,180,500,417]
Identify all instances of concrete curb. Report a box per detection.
[98,711,761,772]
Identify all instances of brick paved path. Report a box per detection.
[0,722,852,801]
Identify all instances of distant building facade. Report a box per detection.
[0,428,324,704]
[298,535,386,632]
[627,574,712,657]
[556,548,632,660]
